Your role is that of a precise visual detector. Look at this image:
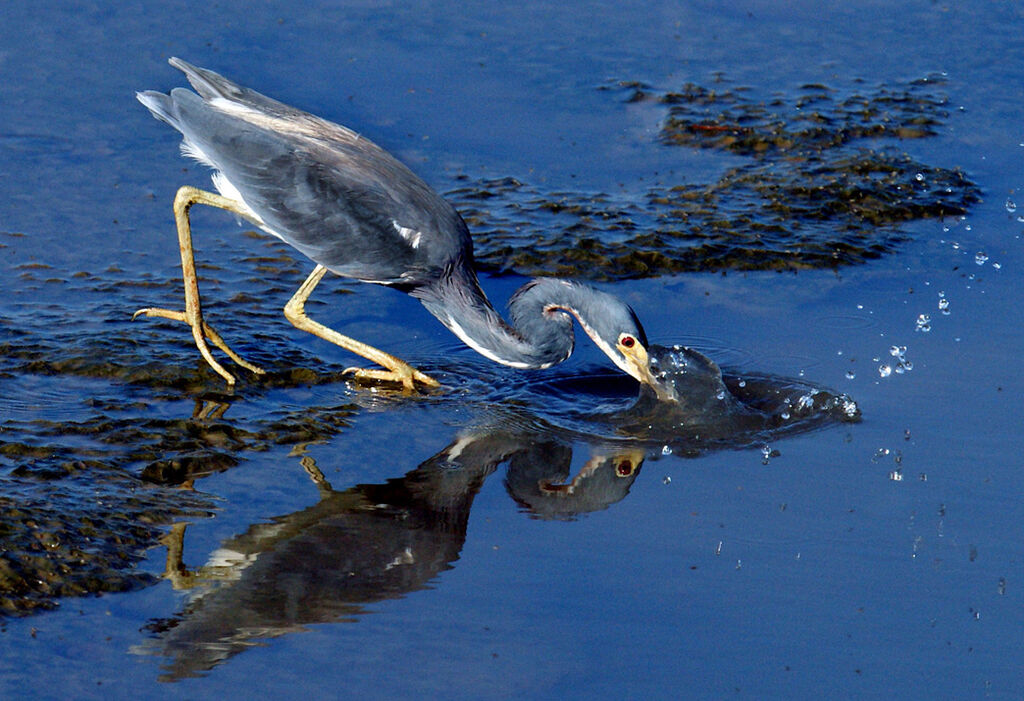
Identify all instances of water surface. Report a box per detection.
[2,1,1023,698]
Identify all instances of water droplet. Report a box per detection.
[1006,198,1018,213]
[661,445,673,456]
[845,370,856,380]
[780,411,790,420]
[879,364,893,378]
[915,172,925,182]
[938,296,950,315]
[993,262,1002,270]
[915,313,931,332]
[715,390,726,401]
[737,380,746,388]
[975,251,988,265]
[662,475,672,485]
[889,469,903,481]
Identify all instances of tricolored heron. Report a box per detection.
[135,58,665,395]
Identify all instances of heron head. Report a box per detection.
[573,296,675,402]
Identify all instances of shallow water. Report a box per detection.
[2,1,1024,698]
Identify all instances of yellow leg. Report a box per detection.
[133,186,266,385]
[161,522,197,591]
[283,265,440,391]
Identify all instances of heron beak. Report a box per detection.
[617,342,677,402]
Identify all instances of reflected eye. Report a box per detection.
[620,335,636,349]
[616,460,634,477]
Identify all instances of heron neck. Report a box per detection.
[413,266,575,370]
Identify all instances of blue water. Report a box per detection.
[2,1,1024,698]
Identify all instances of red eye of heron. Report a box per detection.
[621,335,636,348]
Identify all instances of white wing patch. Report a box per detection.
[178,138,265,226]
[392,220,422,249]
[445,435,477,462]
[211,172,266,227]
[180,139,217,169]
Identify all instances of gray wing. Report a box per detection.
[138,60,472,287]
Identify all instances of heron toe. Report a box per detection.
[132,306,265,384]
[343,364,440,392]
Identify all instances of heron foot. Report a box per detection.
[133,306,266,384]
[343,364,440,392]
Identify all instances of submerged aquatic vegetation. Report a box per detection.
[0,329,364,615]
[452,76,980,280]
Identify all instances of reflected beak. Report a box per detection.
[618,342,677,402]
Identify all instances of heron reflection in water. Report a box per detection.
[138,427,644,680]
[135,58,668,395]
